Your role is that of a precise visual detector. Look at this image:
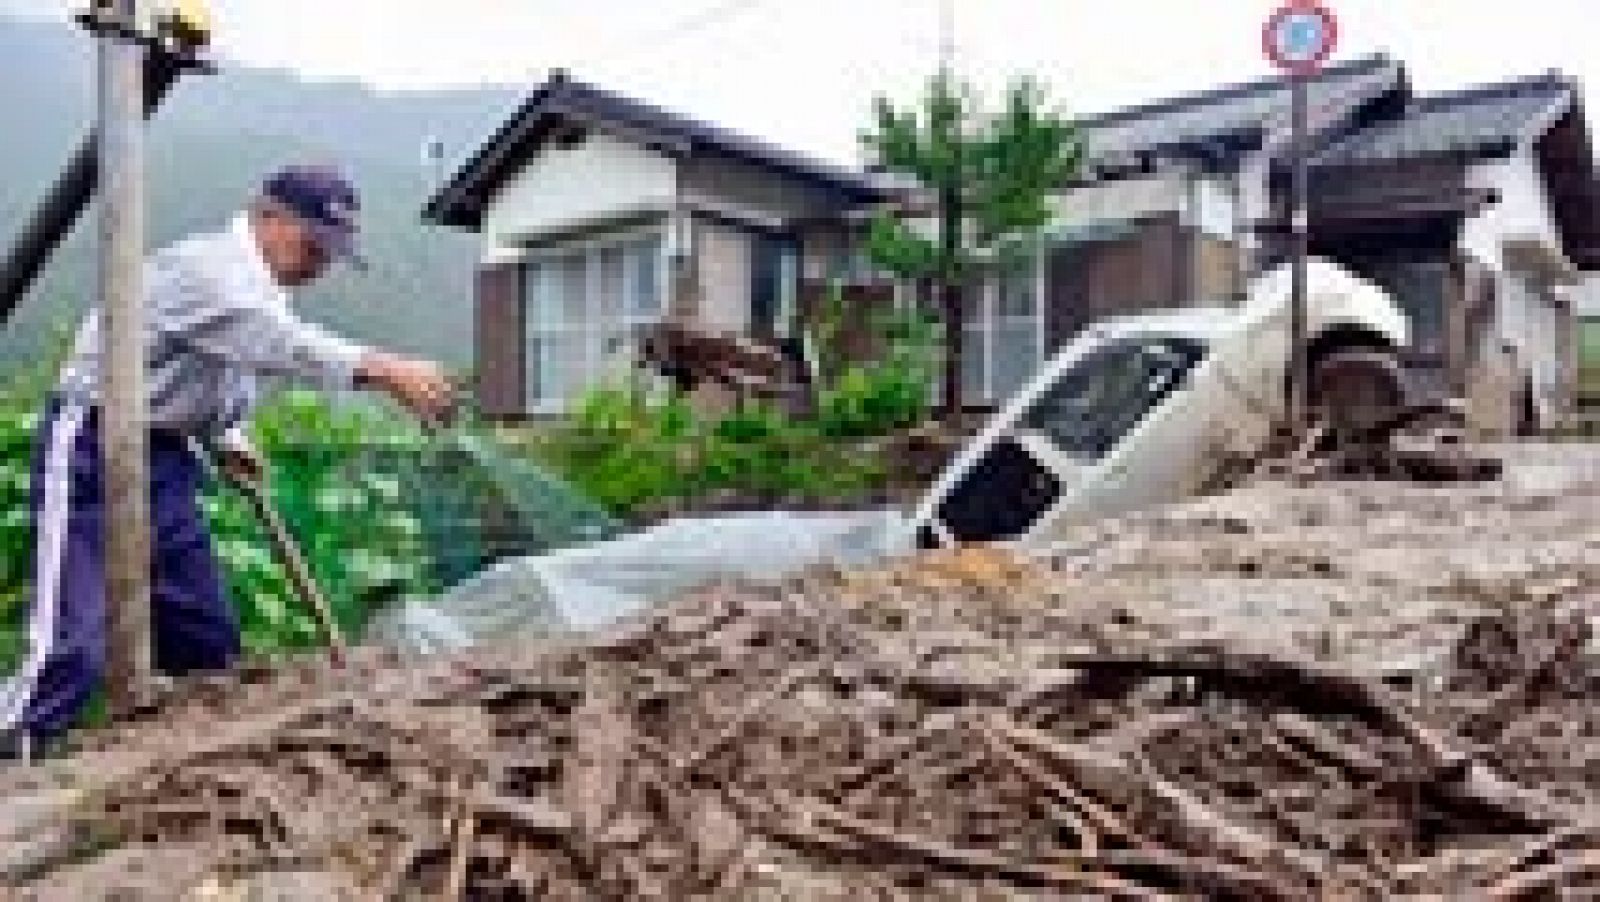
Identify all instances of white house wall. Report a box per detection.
[1461,152,1573,420]
[1461,153,1565,273]
[680,156,843,225]
[1496,273,1565,417]
[1185,176,1238,241]
[481,130,678,261]
[1573,275,1600,320]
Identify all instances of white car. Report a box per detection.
[911,257,1410,547]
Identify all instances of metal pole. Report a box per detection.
[98,0,153,718]
[1288,70,1309,432]
[938,0,954,71]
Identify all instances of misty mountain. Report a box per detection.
[0,15,527,375]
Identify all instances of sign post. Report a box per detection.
[1263,2,1338,435]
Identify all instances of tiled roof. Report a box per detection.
[1311,73,1573,166]
[427,72,889,230]
[1077,54,1401,167]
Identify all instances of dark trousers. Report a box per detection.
[1,398,240,740]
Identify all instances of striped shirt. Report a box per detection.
[57,213,368,442]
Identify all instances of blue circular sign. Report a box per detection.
[1264,4,1338,72]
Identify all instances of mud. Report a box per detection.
[4,443,1599,900]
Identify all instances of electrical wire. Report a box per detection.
[534,0,771,80]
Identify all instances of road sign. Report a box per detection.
[1263,2,1338,73]
[1262,2,1336,437]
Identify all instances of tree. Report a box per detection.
[860,71,1081,416]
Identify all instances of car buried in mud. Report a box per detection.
[911,257,1411,547]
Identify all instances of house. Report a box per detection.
[973,54,1599,426]
[423,71,892,416]
[427,58,1600,428]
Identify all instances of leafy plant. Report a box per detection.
[0,387,436,668]
[218,391,433,656]
[0,323,74,674]
[808,285,941,439]
[861,70,1081,413]
[531,378,892,520]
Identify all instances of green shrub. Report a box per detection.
[219,391,433,656]
[532,380,890,519]
[0,389,435,666]
[813,300,940,439]
[0,378,48,675]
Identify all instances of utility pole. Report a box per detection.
[938,0,954,73]
[935,0,964,418]
[91,0,153,717]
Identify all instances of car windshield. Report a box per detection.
[1019,334,1207,463]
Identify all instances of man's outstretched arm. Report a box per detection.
[159,262,455,424]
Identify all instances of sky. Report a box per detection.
[2,0,1595,166]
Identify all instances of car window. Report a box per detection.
[1020,335,1207,462]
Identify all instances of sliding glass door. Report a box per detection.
[524,231,666,413]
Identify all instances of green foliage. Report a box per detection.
[546,385,700,514]
[0,388,436,671]
[861,73,1081,283]
[807,285,941,439]
[533,382,889,519]
[817,365,921,439]
[529,318,936,517]
[0,325,73,674]
[0,410,34,676]
[806,281,851,391]
[215,392,434,657]
[860,69,1081,409]
[974,78,1082,259]
[528,282,941,518]
[713,403,788,443]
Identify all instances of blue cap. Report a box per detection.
[261,165,365,270]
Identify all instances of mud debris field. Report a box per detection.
[4,443,1600,900]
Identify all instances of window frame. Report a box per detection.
[521,224,669,414]
[962,253,1048,405]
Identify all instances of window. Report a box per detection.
[962,258,1046,405]
[524,232,666,412]
[1020,335,1207,462]
[750,234,799,338]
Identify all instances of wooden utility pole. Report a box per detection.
[95,0,153,717]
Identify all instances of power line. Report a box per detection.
[566,0,771,76]
[639,0,768,46]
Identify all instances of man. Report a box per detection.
[0,165,454,759]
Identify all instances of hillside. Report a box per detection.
[0,15,527,374]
